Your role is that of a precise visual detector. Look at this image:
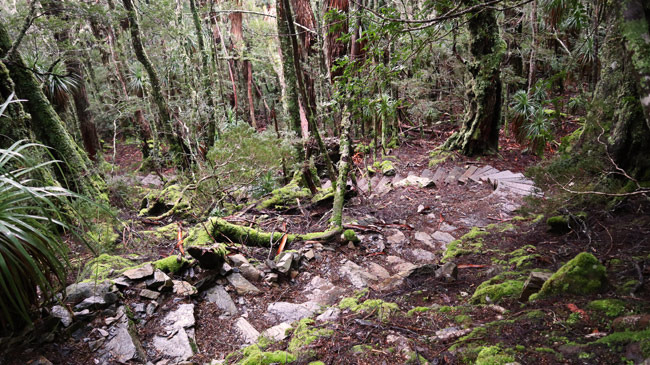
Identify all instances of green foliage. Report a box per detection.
[509,83,554,155]
[0,141,82,329]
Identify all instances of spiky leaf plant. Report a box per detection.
[0,140,77,330]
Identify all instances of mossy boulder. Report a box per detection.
[442,227,489,262]
[530,252,607,300]
[139,184,190,217]
[380,160,396,176]
[80,254,137,281]
[547,215,570,233]
[339,297,399,321]
[471,279,525,304]
[153,255,191,274]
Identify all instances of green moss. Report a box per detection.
[587,299,626,317]
[438,305,455,313]
[454,314,472,326]
[471,279,525,304]
[153,255,191,274]
[428,150,454,167]
[287,319,334,357]
[442,227,489,262]
[618,280,640,294]
[343,229,360,244]
[80,254,137,281]
[257,177,311,210]
[351,344,373,354]
[406,351,428,364]
[475,345,515,365]
[407,306,434,317]
[238,344,295,365]
[566,312,583,325]
[139,184,190,218]
[525,310,546,320]
[546,215,570,233]
[380,160,396,176]
[311,187,334,204]
[308,362,325,365]
[339,297,399,321]
[530,252,607,300]
[88,222,120,251]
[594,329,650,357]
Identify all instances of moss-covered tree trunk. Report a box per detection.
[331,106,352,228]
[0,22,101,196]
[443,1,504,156]
[622,0,650,131]
[122,0,192,167]
[588,1,650,179]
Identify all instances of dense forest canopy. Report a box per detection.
[1,0,650,363]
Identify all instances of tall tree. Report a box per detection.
[443,1,504,156]
[122,0,192,167]
[0,21,101,196]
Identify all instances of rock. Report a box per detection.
[28,356,53,365]
[530,253,607,300]
[386,255,406,265]
[140,289,160,300]
[140,173,163,187]
[112,276,132,289]
[267,302,320,323]
[152,330,194,362]
[187,245,225,270]
[96,306,146,363]
[303,249,315,261]
[51,305,72,327]
[205,285,238,316]
[316,307,340,322]
[123,264,155,280]
[386,230,407,245]
[367,262,391,279]
[431,231,455,245]
[162,303,196,330]
[393,261,418,273]
[410,248,437,263]
[133,303,145,313]
[239,263,263,282]
[304,276,344,305]
[386,334,411,354]
[339,260,379,288]
[227,273,262,295]
[519,272,552,301]
[74,295,113,311]
[261,322,293,341]
[275,252,295,274]
[393,175,434,188]
[435,262,458,281]
[73,309,93,321]
[65,281,114,305]
[435,326,472,341]
[146,270,173,291]
[228,254,249,267]
[265,273,279,284]
[172,280,197,296]
[438,223,457,232]
[146,301,158,316]
[234,317,260,344]
[612,315,650,332]
[414,231,435,248]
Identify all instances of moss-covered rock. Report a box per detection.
[380,160,396,176]
[442,227,489,262]
[139,184,190,218]
[80,254,137,281]
[287,319,334,358]
[339,297,399,321]
[343,229,360,244]
[153,255,191,274]
[547,215,570,233]
[471,279,525,304]
[530,252,607,300]
[587,299,626,318]
[593,329,650,358]
[238,344,295,365]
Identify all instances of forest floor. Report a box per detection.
[4,128,650,365]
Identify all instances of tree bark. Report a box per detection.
[0,21,101,196]
[122,0,191,167]
[443,1,504,156]
[331,106,351,228]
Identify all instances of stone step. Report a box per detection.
[458,165,478,184]
[445,166,466,185]
[469,165,498,182]
[482,170,525,184]
[431,167,447,187]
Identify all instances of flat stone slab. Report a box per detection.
[205,285,238,316]
[386,230,407,245]
[431,231,455,245]
[414,231,435,248]
[410,248,437,263]
[234,317,260,344]
[261,322,293,341]
[96,306,146,363]
[123,264,154,280]
[304,276,345,305]
[152,330,193,362]
[267,301,320,323]
[339,260,379,288]
[162,303,195,330]
[393,175,434,188]
[367,262,391,279]
[227,273,261,295]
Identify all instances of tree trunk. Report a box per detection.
[122,0,191,167]
[527,0,537,93]
[245,60,257,129]
[0,22,102,196]
[276,0,302,135]
[443,1,504,156]
[589,1,650,179]
[331,106,352,228]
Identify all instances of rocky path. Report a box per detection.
[18,158,548,365]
